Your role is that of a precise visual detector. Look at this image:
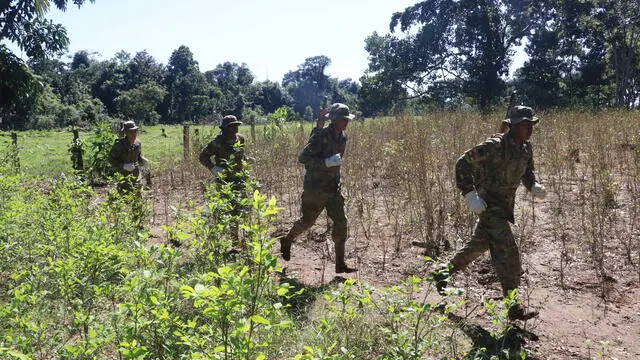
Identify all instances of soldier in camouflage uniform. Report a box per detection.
[199,115,247,248]
[199,115,246,181]
[437,106,547,321]
[280,103,357,273]
[109,120,150,189]
[109,120,151,227]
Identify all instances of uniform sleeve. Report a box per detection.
[455,139,501,195]
[521,142,537,190]
[298,131,325,169]
[340,133,347,157]
[309,126,322,138]
[137,143,147,165]
[199,140,217,170]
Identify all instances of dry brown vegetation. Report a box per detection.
[148,110,640,358]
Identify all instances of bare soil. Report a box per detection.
[148,166,640,359]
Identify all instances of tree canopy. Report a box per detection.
[2,0,639,129]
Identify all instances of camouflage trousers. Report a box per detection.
[285,188,348,245]
[450,206,521,294]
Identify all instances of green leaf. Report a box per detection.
[250,315,270,325]
[276,287,289,296]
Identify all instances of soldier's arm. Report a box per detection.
[137,144,149,167]
[298,131,325,169]
[339,133,347,157]
[199,141,217,169]
[521,143,537,190]
[455,139,500,195]
[309,126,322,138]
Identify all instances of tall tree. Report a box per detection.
[164,45,210,123]
[249,80,293,115]
[283,55,332,115]
[204,62,254,118]
[127,50,165,89]
[364,0,535,113]
[0,0,95,129]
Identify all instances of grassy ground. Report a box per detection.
[0,123,315,178]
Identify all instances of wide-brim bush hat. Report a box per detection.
[121,120,139,132]
[220,115,242,128]
[503,105,539,125]
[329,103,355,121]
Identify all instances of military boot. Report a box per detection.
[280,236,292,261]
[334,240,357,273]
[507,303,539,321]
[433,272,449,295]
[431,264,455,295]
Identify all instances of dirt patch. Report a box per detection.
[144,164,640,359]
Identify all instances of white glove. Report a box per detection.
[122,163,135,172]
[532,183,547,199]
[464,191,487,214]
[211,165,223,176]
[324,154,342,167]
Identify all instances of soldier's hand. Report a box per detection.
[531,183,546,199]
[317,109,330,128]
[123,163,135,172]
[464,190,487,214]
[211,165,224,176]
[324,154,342,167]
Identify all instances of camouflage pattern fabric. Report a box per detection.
[452,131,539,294]
[456,131,536,223]
[286,190,347,244]
[286,122,348,243]
[109,138,144,180]
[199,133,246,178]
[299,123,346,193]
[450,206,521,293]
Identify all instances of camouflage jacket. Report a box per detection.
[455,131,537,222]
[109,138,145,177]
[199,133,246,174]
[299,123,347,193]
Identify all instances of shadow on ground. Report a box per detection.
[443,310,540,359]
[278,271,347,321]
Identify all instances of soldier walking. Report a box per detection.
[437,106,547,321]
[280,103,357,273]
[109,120,151,189]
[109,120,151,227]
[199,115,248,248]
[199,115,247,181]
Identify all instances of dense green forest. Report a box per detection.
[1,0,639,130]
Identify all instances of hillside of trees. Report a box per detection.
[1,0,639,130]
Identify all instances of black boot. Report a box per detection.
[280,236,292,261]
[335,241,357,273]
[431,264,454,295]
[508,303,539,321]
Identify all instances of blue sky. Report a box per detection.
[43,0,421,81]
[7,0,527,82]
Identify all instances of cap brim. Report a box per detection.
[332,114,355,121]
[221,121,242,127]
[503,116,539,125]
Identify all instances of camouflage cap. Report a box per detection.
[329,103,355,121]
[220,115,242,128]
[503,105,539,125]
[121,120,138,132]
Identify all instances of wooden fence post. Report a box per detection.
[10,132,20,173]
[183,125,190,159]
